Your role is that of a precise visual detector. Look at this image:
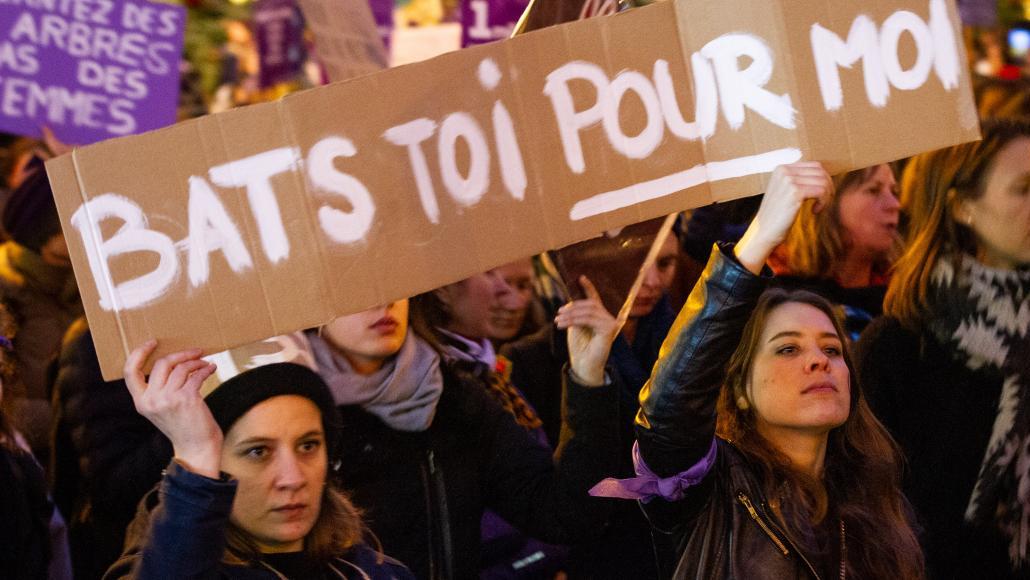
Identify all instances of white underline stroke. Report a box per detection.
[569,147,802,221]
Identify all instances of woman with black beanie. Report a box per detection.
[105,341,413,579]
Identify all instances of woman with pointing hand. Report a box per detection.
[305,264,621,579]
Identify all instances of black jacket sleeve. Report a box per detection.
[635,244,767,478]
[104,461,236,580]
[853,316,919,437]
[50,324,172,529]
[479,366,620,544]
[501,325,566,448]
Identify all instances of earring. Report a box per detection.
[965,213,974,226]
[736,395,750,411]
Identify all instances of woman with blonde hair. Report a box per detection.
[770,164,901,339]
[858,119,1030,578]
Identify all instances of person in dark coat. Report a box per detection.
[500,233,679,579]
[414,263,618,578]
[594,162,923,579]
[0,301,72,580]
[106,344,412,579]
[304,289,620,580]
[0,156,82,459]
[50,318,172,579]
[409,266,569,578]
[858,120,1030,578]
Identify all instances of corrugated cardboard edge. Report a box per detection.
[70,149,133,372]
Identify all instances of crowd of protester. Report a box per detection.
[1,37,1030,580]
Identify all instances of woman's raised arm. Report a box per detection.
[635,163,831,480]
[123,342,221,478]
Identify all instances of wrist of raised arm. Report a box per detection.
[568,365,608,388]
[172,447,222,480]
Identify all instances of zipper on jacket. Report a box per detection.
[426,449,454,580]
[737,491,824,580]
[736,491,790,557]
[418,459,439,579]
[763,505,824,580]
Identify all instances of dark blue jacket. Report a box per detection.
[104,461,413,580]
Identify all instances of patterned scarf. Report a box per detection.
[927,253,1030,567]
[488,355,544,432]
[436,329,543,431]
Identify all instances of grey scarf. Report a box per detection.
[306,330,444,432]
[928,253,1030,567]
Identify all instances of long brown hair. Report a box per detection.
[717,288,924,579]
[776,165,900,281]
[886,119,1030,327]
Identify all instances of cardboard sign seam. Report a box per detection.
[198,116,242,351]
[210,110,282,341]
[68,146,136,363]
[275,96,337,335]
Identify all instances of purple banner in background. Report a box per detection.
[366,0,529,54]
[956,0,997,27]
[0,0,185,145]
[462,0,528,46]
[253,0,306,88]
[369,0,393,50]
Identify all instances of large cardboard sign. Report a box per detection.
[47,0,979,379]
[0,0,186,144]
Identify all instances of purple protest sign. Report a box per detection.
[462,0,529,47]
[369,0,393,50]
[253,0,306,89]
[0,0,185,145]
[956,0,996,27]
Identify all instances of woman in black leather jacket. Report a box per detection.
[594,162,924,579]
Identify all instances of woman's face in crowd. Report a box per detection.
[746,302,850,437]
[629,234,679,319]
[438,269,527,340]
[837,164,900,258]
[963,137,1030,269]
[489,259,535,341]
[222,395,327,553]
[322,300,409,373]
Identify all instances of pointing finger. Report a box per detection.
[579,275,603,303]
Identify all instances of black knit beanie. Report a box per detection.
[204,362,340,454]
[1,156,62,253]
